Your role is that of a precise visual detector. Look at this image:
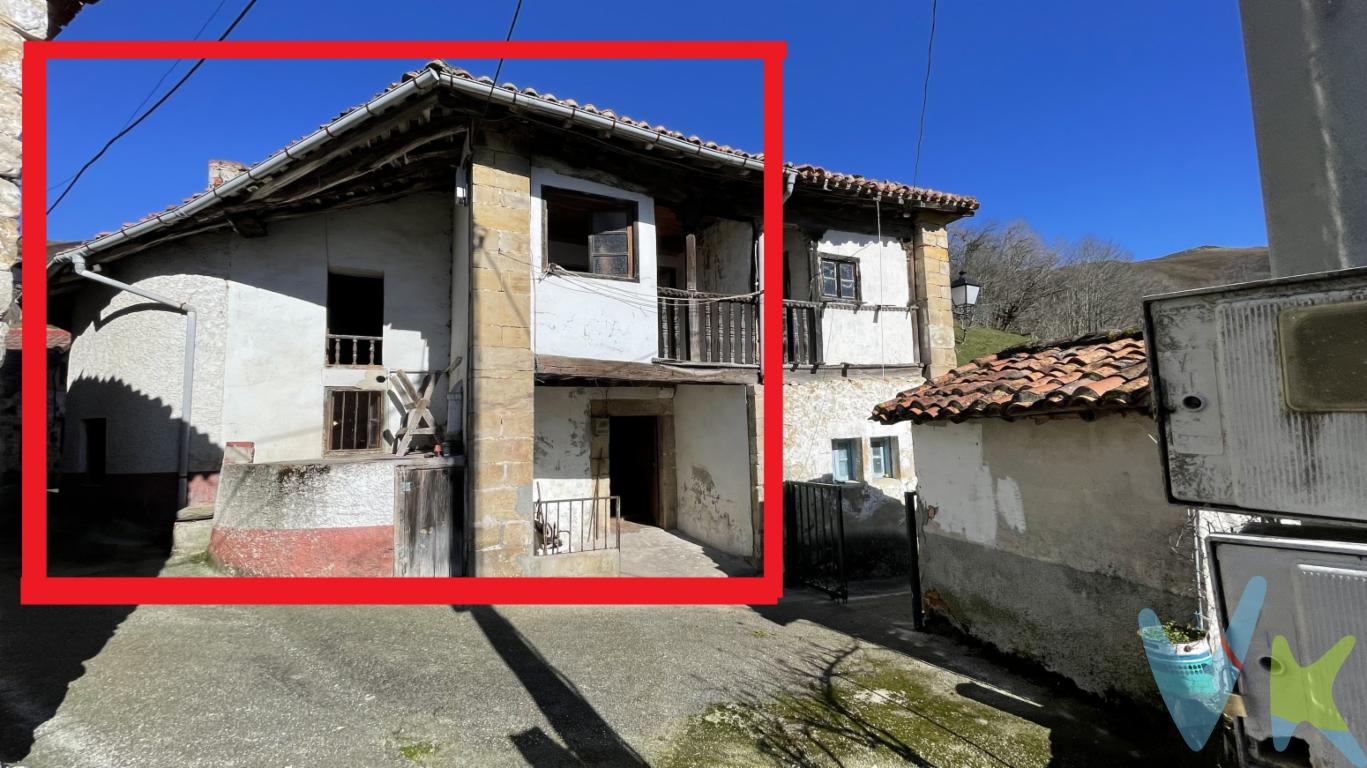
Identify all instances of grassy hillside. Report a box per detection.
[1131,245,1270,292]
[956,326,1031,365]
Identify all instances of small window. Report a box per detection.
[870,436,898,478]
[544,186,638,279]
[82,418,106,481]
[819,256,859,301]
[326,388,383,453]
[831,438,860,482]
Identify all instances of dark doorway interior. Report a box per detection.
[326,272,384,366]
[609,416,659,525]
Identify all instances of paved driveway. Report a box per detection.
[1,559,1207,767]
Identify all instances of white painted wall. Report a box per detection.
[63,232,231,474]
[818,230,910,305]
[913,416,1192,596]
[698,218,753,295]
[674,384,753,557]
[220,194,453,463]
[529,167,658,363]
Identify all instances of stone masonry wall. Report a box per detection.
[911,218,956,378]
[468,142,537,576]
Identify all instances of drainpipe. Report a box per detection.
[69,254,197,510]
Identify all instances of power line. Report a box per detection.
[48,0,232,192]
[911,0,938,190]
[475,0,525,124]
[47,0,260,215]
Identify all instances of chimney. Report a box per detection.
[208,159,249,189]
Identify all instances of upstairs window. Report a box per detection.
[544,187,638,279]
[819,255,860,302]
[831,438,860,483]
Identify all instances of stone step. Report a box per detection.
[176,504,215,522]
[170,518,214,560]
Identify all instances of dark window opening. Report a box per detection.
[544,186,638,279]
[327,272,384,366]
[326,388,383,452]
[819,256,860,301]
[83,418,106,481]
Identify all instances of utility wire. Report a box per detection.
[476,0,525,122]
[47,0,260,215]
[911,0,938,190]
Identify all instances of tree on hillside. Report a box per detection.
[950,221,1145,339]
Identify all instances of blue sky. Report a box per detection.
[46,0,1266,259]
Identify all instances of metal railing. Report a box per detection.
[657,288,759,365]
[783,480,847,601]
[326,333,383,367]
[533,496,621,556]
[782,300,821,366]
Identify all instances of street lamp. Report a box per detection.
[950,270,981,343]
[951,270,981,311]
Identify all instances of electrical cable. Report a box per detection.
[47,0,260,214]
[911,0,938,190]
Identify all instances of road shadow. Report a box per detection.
[457,605,646,767]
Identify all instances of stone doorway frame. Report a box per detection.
[588,395,677,531]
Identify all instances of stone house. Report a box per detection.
[44,61,972,577]
[872,330,1197,703]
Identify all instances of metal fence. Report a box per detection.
[533,496,621,556]
[783,480,847,600]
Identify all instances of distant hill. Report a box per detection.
[1130,245,1270,294]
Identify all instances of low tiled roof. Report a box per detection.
[52,61,978,260]
[4,325,73,352]
[871,329,1150,425]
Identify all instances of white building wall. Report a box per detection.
[528,167,658,363]
[674,384,753,557]
[911,415,1197,701]
[220,194,453,463]
[816,229,919,365]
[698,218,753,295]
[63,232,231,475]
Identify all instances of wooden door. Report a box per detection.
[394,466,456,576]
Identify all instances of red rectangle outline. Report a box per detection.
[22,40,786,605]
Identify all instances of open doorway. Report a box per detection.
[608,416,659,525]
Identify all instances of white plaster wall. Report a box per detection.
[820,307,920,366]
[674,384,753,556]
[818,230,909,305]
[913,416,1194,596]
[532,387,596,503]
[529,167,658,363]
[220,194,453,463]
[782,376,921,535]
[63,232,230,474]
[698,218,753,295]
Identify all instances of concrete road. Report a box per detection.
[1,564,1206,767]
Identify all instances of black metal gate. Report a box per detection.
[783,480,847,601]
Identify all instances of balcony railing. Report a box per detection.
[533,496,621,555]
[782,300,822,366]
[657,288,758,365]
[326,334,383,367]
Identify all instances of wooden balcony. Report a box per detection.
[782,300,822,366]
[657,288,758,365]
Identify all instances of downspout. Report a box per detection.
[69,254,196,510]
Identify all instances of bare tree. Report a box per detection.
[949,220,1058,332]
[1024,236,1143,338]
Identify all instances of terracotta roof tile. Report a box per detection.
[871,329,1150,425]
[4,324,72,352]
[53,61,979,261]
